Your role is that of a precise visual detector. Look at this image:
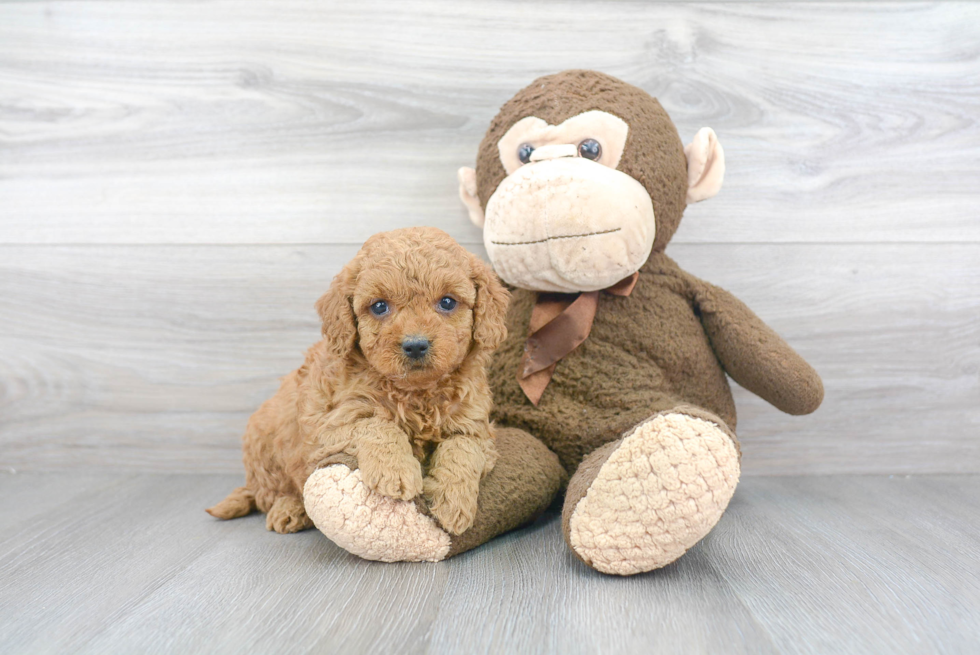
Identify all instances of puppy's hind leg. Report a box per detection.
[266,495,314,534]
[206,486,257,520]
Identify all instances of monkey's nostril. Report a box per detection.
[401,337,430,360]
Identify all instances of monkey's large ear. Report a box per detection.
[684,127,725,204]
[314,260,359,359]
[458,167,485,228]
[469,253,509,353]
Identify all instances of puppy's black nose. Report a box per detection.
[402,337,430,360]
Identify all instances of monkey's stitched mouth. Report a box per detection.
[490,227,621,246]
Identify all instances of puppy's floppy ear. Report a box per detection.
[315,258,360,359]
[469,253,509,353]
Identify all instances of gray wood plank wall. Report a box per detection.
[2,1,978,474]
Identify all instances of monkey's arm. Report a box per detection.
[692,280,824,415]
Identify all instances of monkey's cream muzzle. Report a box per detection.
[483,156,655,293]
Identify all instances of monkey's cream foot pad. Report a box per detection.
[304,465,451,563]
[568,412,740,575]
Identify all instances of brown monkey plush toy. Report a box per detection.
[306,70,822,575]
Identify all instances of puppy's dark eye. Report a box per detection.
[369,300,389,317]
[517,143,535,165]
[578,138,602,161]
[438,296,458,312]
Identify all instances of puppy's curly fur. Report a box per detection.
[207,227,509,535]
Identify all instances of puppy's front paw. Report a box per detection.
[424,476,478,535]
[361,455,424,501]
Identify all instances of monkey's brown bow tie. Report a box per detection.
[518,272,639,405]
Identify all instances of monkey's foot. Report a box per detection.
[303,465,451,563]
[562,410,740,575]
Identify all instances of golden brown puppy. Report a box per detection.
[207,227,509,535]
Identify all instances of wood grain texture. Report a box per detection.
[0,472,977,654]
[1,242,977,474]
[1,1,979,245]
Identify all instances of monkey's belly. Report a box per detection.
[490,332,736,474]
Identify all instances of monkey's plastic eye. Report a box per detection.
[517,143,535,165]
[578,139,602,161]
[438,296,458,312]
[369,300,389,316]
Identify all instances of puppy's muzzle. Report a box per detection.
[401,336,430,362]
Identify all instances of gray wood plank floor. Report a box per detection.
[1,471,977,654]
